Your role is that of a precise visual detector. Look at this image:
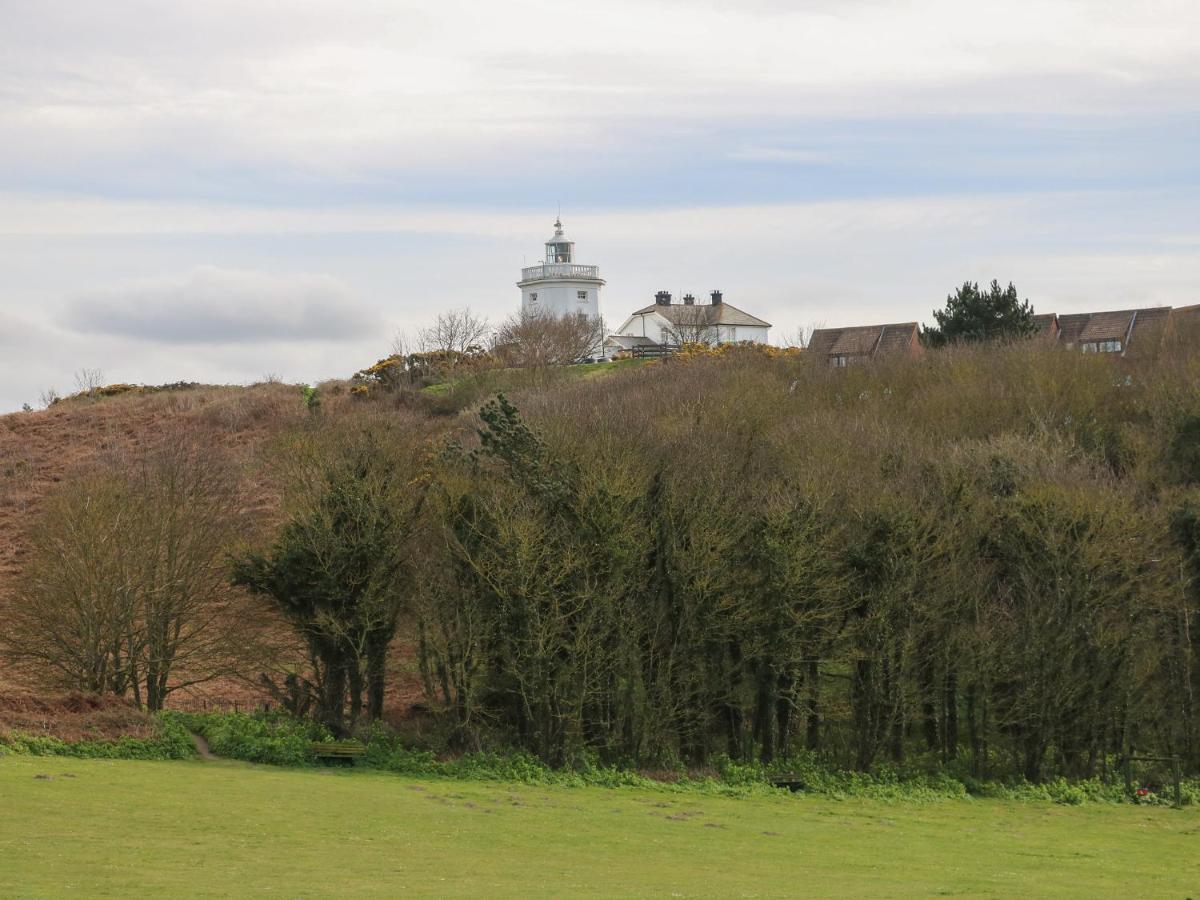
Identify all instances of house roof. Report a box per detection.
[1057,307,1171,348]
[808,323,920,359]
[629,302,771,329]
[604,334,658,348]
[1033,313,1058,337]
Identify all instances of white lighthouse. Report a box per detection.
[517,218,604,320]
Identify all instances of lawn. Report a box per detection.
[1,755,1197,898]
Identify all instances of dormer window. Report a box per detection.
[1081,339,1122,353]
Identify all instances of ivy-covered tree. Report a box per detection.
[923,280,1036,347]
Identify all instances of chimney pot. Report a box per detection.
[683,293,695,306]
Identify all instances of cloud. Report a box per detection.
[62,267,380,344]
[0,311,42,348]
[2,0,1198,200]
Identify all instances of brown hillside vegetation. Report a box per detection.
[0,383,321,710]
[0,692,158,743]
[5,338,1200,779]
[0,382,307,590]
[0,375,472,718]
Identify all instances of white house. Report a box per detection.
[517,218,605,320]
[607,291,771,355]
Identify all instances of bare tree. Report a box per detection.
[389,329,414,358]
[74,368,105,397]
[418,307,491,354]
[3,441,250,710]
[494,309,606,367]
[662,313,719,347]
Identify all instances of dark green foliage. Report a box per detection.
[232,428,414,735]
[407,338,1200,784]
[924,280,1036,346]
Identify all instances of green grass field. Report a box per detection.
[1,755,1197,898]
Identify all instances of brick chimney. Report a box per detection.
[683,293,695,306]
[710,290,723,305]
[655,291,672,306]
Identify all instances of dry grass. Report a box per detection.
[0,382,437,719]
[0,692,158,742]
[0,383,305,592]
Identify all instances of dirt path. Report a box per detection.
[190,732,217,760]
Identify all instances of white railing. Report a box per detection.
[520,263,600,281]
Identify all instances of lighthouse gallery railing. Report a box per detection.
[520,263,600,281]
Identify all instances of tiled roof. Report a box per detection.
[808,323,920,359]
[1057,307,1171,349]
[1033,313,1058,337]
[629,302,771,328]
[828,326,883,356]
[1078,311,1136,343]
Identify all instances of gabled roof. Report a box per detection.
[1057,307,1171,348]
[808,323,920,359]
[1033,313,1058,338]
[628,302,771,328]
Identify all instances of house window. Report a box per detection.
[577,290,588,300]
[529,292,538,303]
[831,355,849,368]
[1081,340,1121,353]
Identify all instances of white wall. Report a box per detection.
[521,279,601,320]
[719,325,770,343]
[614,311,670,344]
[614,313,770,346]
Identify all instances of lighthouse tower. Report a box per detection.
[517,218,604,320]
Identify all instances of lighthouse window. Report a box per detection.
[577,291,588,300]
[529,292,538,303]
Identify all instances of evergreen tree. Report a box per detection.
[232,431,412,734]
[924,279,1036,346]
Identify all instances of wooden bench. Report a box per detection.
[769,774,806,792]
[311,742,366,765]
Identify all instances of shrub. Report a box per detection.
[0,715,194,760]
[170,711,327,767]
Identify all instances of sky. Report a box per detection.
[1,0,1198,411]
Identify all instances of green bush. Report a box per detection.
[169,711,327,767]
[0,716,194,760]
[165,711,1193,805]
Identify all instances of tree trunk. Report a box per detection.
[319,656,348,736]
[805,659,822,752]
[367,642,388,721]
[943,667,958,761]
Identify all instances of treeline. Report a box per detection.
[8,335,1200,782]
[408,339,1200,779]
